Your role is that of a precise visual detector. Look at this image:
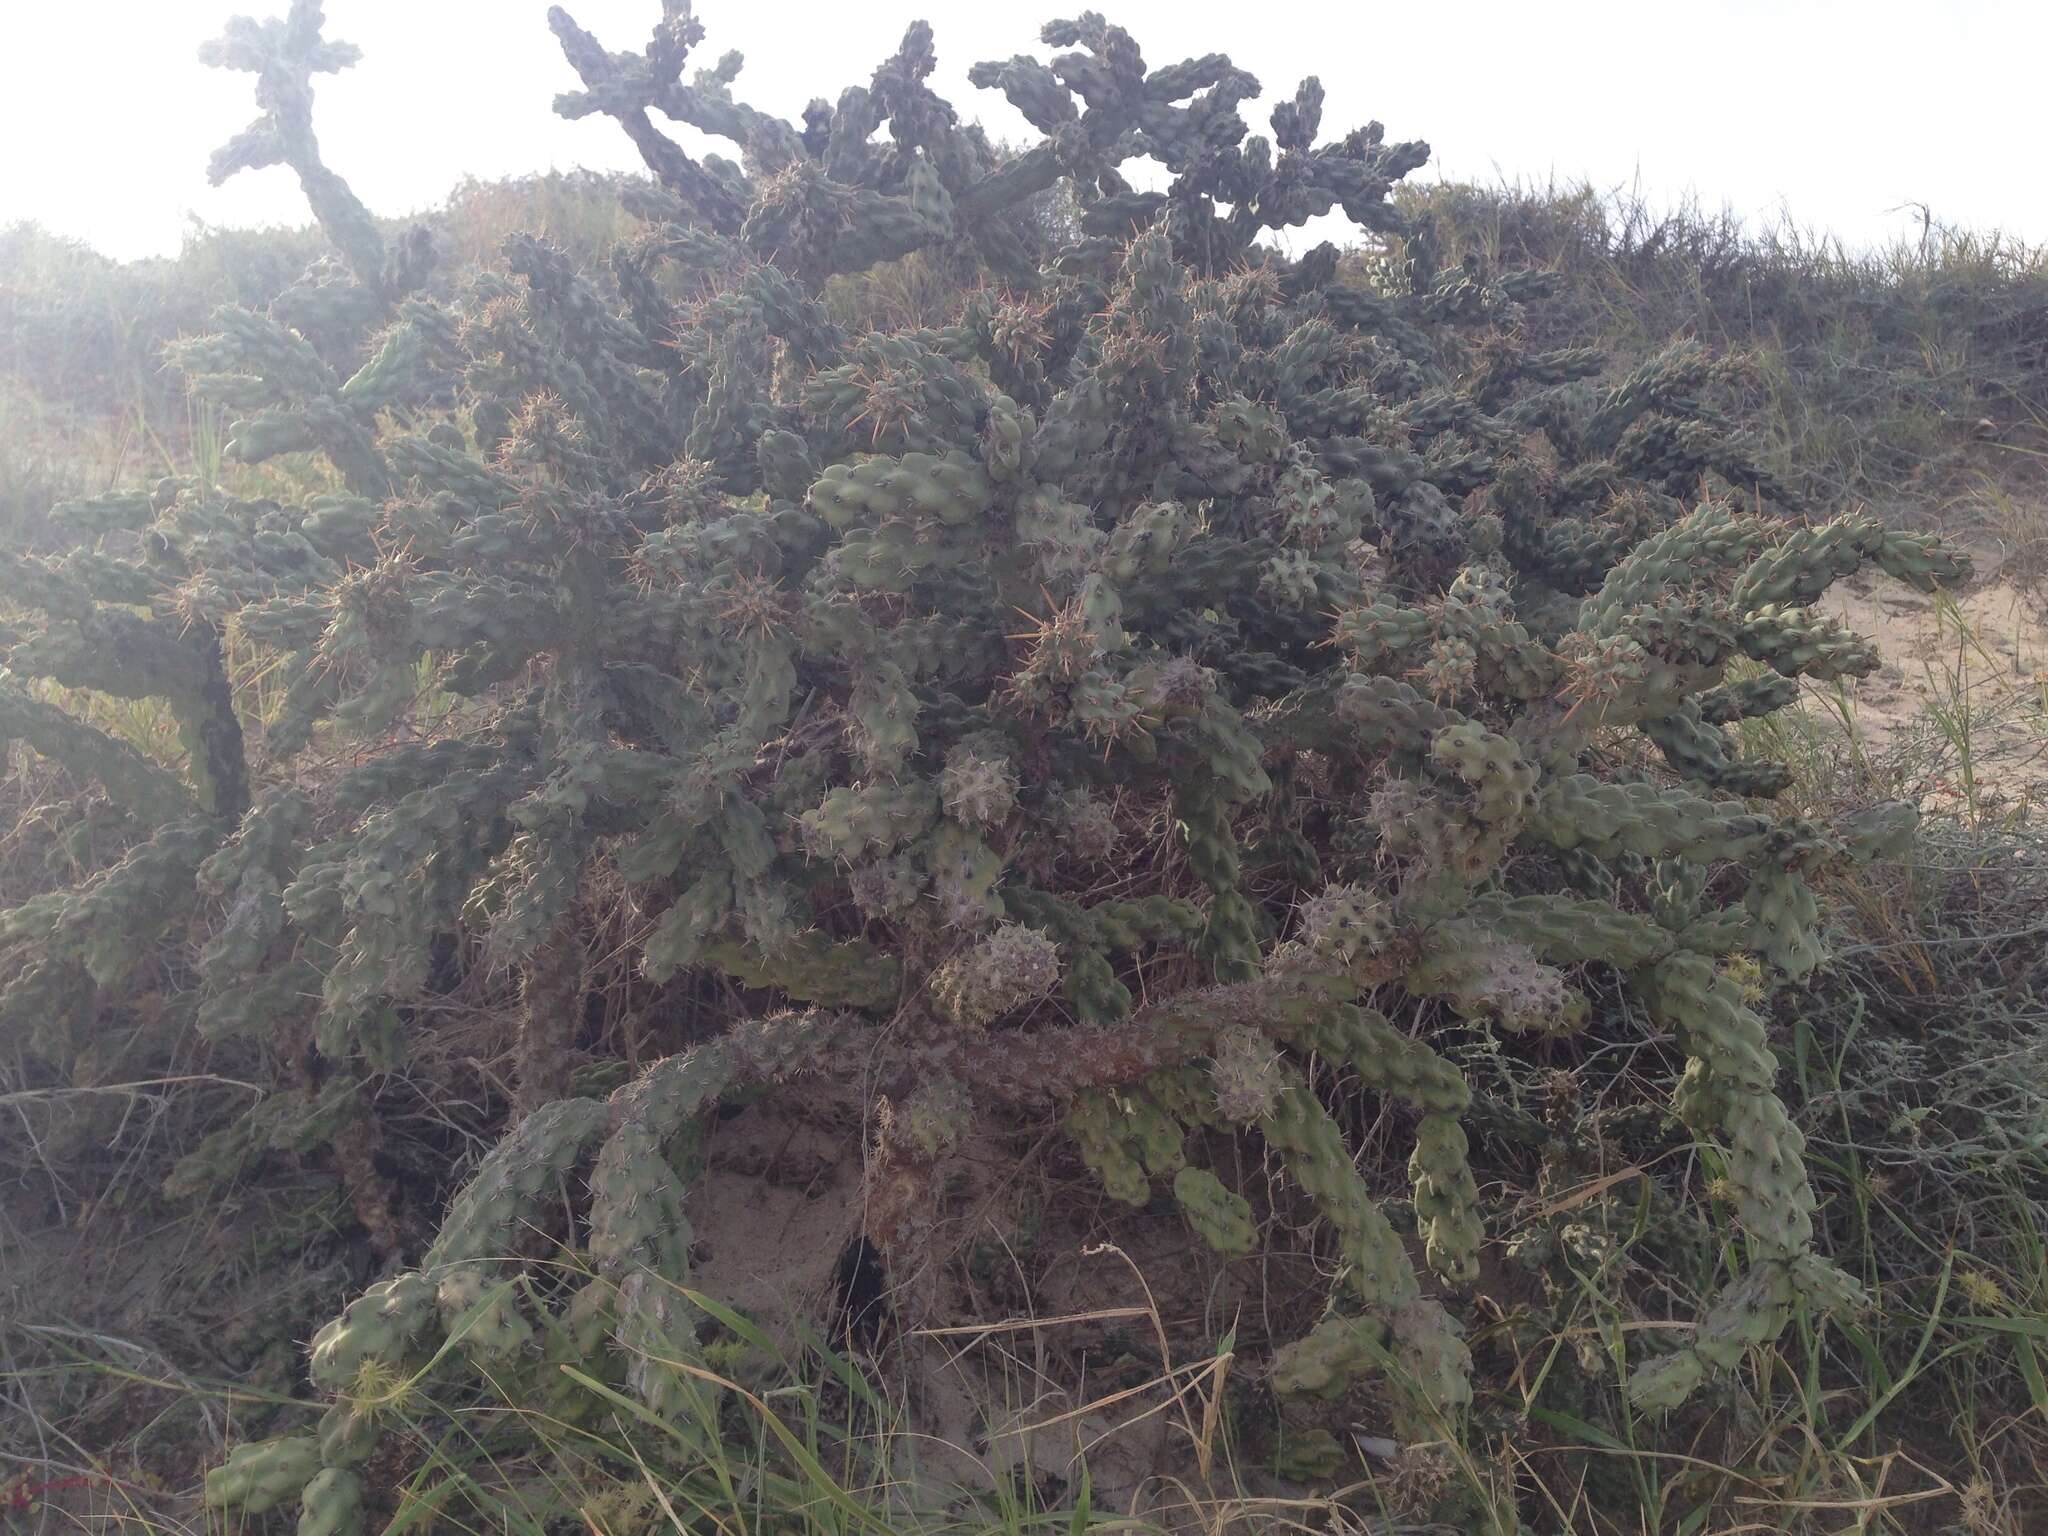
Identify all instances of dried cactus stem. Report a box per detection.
[327,1090,404,1260]
[513,908,586,1117]
[919,981,1348,1104]
[862,1095,941,1264]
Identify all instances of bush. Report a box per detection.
[0,2,1996,1529]
[1391,178,2048,510]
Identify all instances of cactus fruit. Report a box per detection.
[929,923,1062,1028]
[1208,1024,1283,1121]
[0,5,1975,1505]
[1294,884,1396,963]
[938,744,1022,828]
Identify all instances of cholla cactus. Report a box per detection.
[2,2,1975,1517]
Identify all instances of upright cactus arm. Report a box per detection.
[199,1,398,300]
[547,4,750,233]
[179,626,253,820]
[1581,342,1716,456]
[1577,501,1767,636]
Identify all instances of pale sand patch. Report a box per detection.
[1815,545,2048,807]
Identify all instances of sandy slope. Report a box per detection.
[1816,545,2048,807]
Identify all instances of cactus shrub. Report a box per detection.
[0,0,1972,1513]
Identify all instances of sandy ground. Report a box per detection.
[684,1104,1275,1516]
[1815,544,2048,809]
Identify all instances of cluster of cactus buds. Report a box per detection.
[0,1,1976,1513]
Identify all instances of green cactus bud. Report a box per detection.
[308,1271,437,1391]
[1173,1166,1256,1255]
[1428,719,1537,827]
[204,1437,321,1514]
[1333,595,1434,670]
[1294,883,1395,963]
[1409,1114,1482,1286]
[1129,1094,1188,1177]
[1263,1077,1429,1323]
[1098,500,1191,581]
[1178,776,1262,983]
[1745,863,1826,977]
[1875,528,1971,591]
[1466,892,1676,970]
[1269,1313,1389,1398]
[615,1267,706,1420]
[297,1468,366,1536]
[1066,1092,1150,1206]
[1283,1005,1471,1117]
[929,822,1005,930]
[316,1400,379,1469]
[1741,605,1880,680]
[849,853,926,919]
[437,1267,537,1357]
[800,780,941,863]
[1042,786,1121,864]
[702,932,902,1009]
[900,1073,976,1160]
[1528,776,1770,863]
[1409,921,1584,1034]
[845,664,920,774]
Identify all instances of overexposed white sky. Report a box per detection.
[2,0,2042,263]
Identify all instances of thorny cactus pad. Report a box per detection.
[0,0,1972,1514]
